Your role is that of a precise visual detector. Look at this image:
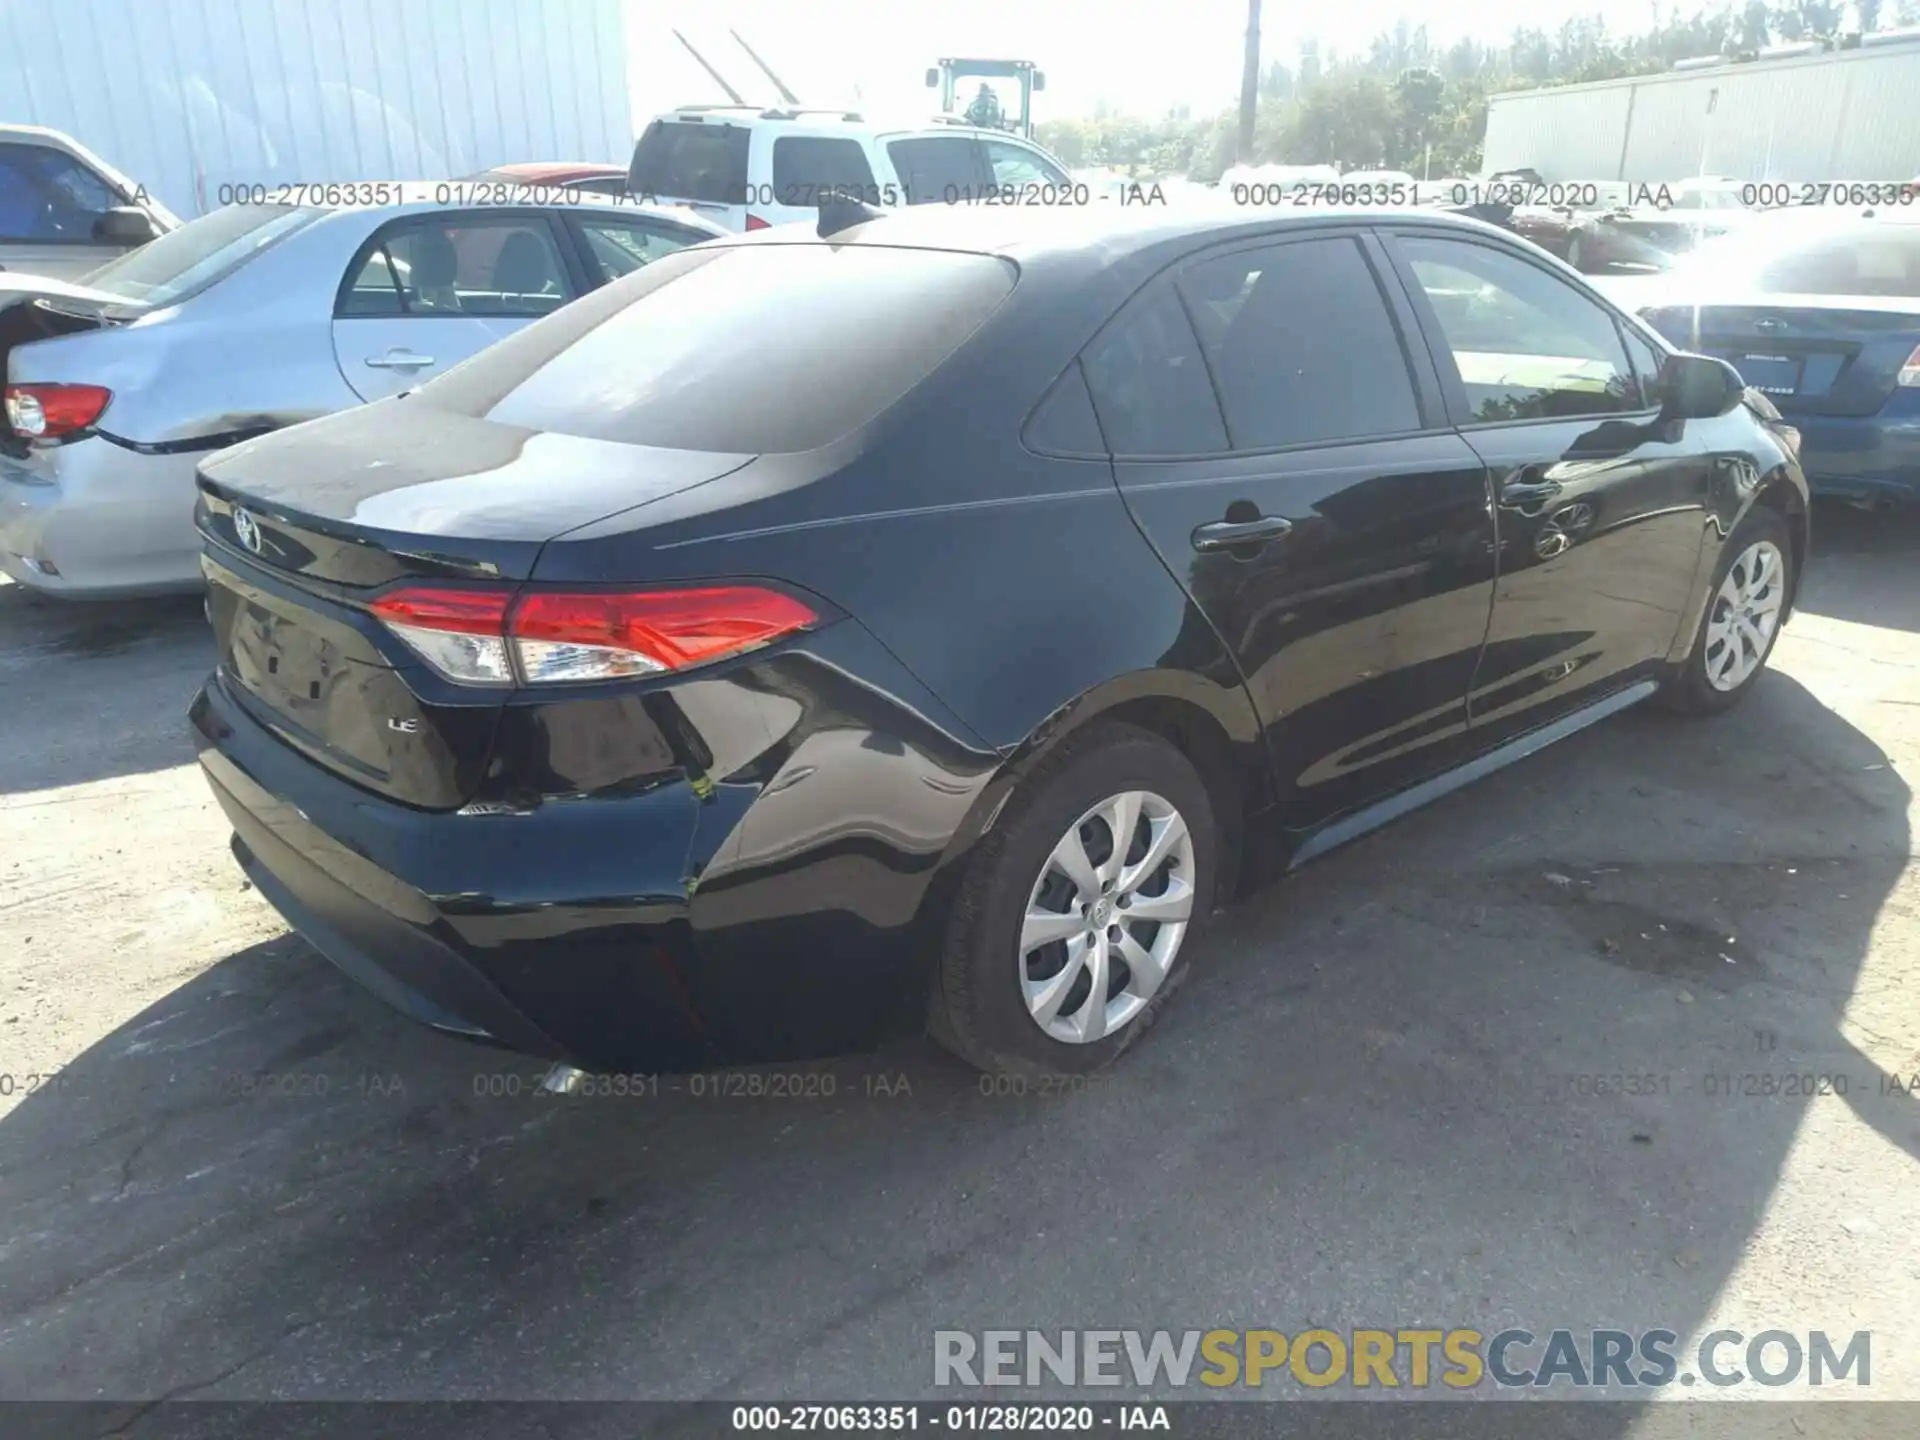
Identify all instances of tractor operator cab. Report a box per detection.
[927,58,1046,140]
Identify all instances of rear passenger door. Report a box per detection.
[1089,231,1498,827]
[331,211,581,402]
[1378,229,1711,745]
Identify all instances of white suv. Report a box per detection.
[627,107,1077,231]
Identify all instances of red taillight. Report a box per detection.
[744,213,771,231]
[1898,344,1920,388]
[370,584,818,685]
[3,383,112,439]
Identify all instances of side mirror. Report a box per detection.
[1032,72,1047,92]
[1659,352,1744,421]
[925,68,940,88]
[93,206,160,245]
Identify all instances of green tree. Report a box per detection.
[1393,66,1446,171]
[1736,0,1773,48]
[1290,70,1396,167]
[1796,0,1845,36]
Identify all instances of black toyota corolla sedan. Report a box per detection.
[188,202,1809,1078]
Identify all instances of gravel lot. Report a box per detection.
[1,503,1917,1426]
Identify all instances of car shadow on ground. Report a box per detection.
[0,580,210,792]
[0,654,1911,1436]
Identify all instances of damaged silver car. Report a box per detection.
[2,195,721,597]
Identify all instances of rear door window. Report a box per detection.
[1177,237,1421,449]
[772,137,878,203]
[338,216,575,318]
[1080,287,1229,457]
[567,214,709,283]
[886,137,983,205]
[630,120,750,204]
[417,245,1017,453]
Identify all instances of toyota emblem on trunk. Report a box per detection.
[232,508,262,554]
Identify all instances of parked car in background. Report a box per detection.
[1220,163,1342,201]
[1,196,722,597]
[189,202,1805,1079]
[629,105,1076,231]
[463,162,633,197]
[1638,210,1920,505]
[1564,176,1752,271]
[0,124,179,281]
[1340,169,1417,190]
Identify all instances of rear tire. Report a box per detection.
[1657,507,1793,715]
[930,723,1217,1078]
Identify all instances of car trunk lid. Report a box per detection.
[196,401,755,809]
[1641,297,1920,417]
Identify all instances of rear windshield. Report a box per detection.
[630,120,750,204]
[1674,221,1920,298]
[413,244,1017,453]
[81,203,323,305]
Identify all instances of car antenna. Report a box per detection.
[818,196,886,239]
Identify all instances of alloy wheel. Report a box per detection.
[1019,789,1197,1044]
[1704,539,1785,692]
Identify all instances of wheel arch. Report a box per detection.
[905,669,1273,992]
[1746,470,1810,620]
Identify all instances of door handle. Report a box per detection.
[365,350,436,370]
[1499,475,1563,506]
[1191,515,1293,552]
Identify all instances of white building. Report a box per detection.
[1,0,633,217]
[1481,31,1920,182]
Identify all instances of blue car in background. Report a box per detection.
[1637,211,1920,505]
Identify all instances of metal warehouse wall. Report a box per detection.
[1482,44,1920,182]
[0,0,633,216]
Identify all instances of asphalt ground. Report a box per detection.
[1,502,1916,1437]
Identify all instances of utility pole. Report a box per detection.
[1239,0,1262,163]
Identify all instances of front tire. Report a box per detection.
[1658,507,1793,714]
[930,723,1217,1078]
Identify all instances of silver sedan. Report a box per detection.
[1,195,724,598]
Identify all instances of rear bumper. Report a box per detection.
[0,436,205,596]
[191,671,718,1070]
[1787,409,1920,502]
[189,615,999,1069]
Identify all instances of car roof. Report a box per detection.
[713,200,1518,264]
[292,197,727,236]
[475,162,627,183]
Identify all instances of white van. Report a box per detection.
[628,107,1078,231]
